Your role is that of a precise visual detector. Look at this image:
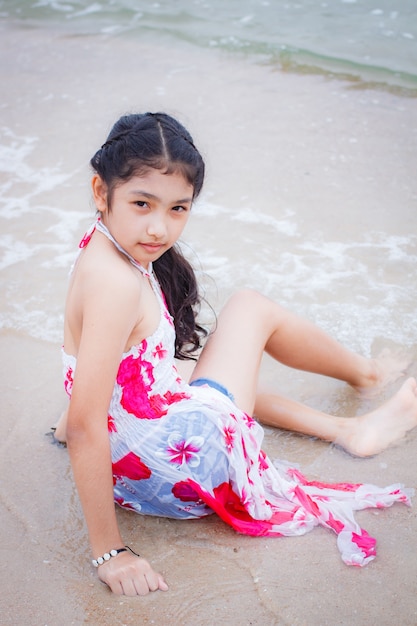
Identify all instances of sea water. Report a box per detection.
[1,7,416,624]
[0,0,416,360]
[1,0,416,91]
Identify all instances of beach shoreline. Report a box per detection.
[1,21,417,625]
[2,334,416,625]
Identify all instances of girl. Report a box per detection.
[56,112,417,597]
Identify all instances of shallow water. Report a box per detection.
[1,2,416,350]
[1,10,417,626]
[1,0,417,92]
[1,24,416,353]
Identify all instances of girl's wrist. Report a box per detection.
[92,545,141,568]
[92,547,127,568]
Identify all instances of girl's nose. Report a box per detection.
[146,213,167,239]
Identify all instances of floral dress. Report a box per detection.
[63,221,413,567]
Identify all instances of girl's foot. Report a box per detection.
[51,408,68,444]
[338,377,417,457]
[351,349,411,397]
[46,427,67,447]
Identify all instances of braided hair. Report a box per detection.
[90,112,207,359]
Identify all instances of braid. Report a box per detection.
[154,247,208,359]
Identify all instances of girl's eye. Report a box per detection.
[172,205,188,213]
[135,201,148,208]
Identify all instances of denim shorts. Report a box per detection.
[190,377,235,402]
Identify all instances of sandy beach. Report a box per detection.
[1,19,417,626]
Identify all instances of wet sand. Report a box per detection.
[1,21,417,626]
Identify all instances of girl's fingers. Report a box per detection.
[158,574,169,591]
[99,555,168,596]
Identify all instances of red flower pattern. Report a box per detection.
[258,450,269,472]
[116,351,190,419]
[107,414,117,433]
[223,425,236,452]
[153,342,167,360]
[112,451,152,483]
[172,481,204,503]
[64,367,73,396]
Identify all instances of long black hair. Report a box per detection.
[90,112,207,359]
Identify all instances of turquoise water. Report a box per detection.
[1,0,416,93]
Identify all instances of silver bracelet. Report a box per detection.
[92,546,140,568]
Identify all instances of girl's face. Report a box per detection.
[92,168,194,268]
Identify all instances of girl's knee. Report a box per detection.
[227,289,281,315]
[227,288,265,308]
[222,290,290,332]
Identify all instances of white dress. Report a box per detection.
[63,220,413,567]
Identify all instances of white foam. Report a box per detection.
[0,235,37,270]
[195,200,298,236]
[0,306,64,344]
[1,147,416,350]
[33,1,73,12]
[184,198,417,352]
[0,129,76,219]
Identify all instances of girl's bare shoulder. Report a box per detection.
[71,241,143,313]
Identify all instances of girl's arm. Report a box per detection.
[66,269,168,596]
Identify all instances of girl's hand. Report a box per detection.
[97,552,169,596]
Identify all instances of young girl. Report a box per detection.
[56,112,417,597]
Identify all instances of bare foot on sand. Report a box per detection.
[338,377,417,457]
[351,349,411,398]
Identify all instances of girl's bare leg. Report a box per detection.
[254,379,417,457]
[191,290,417,456]
[193,290,389,414]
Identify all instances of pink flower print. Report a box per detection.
[242,412,256,429]
[326,512,345,534]
[288,468,361,492]
[116,353,190,419]
[211,482,257,529]
[112,451,152,484]
[241,436,251,463]
[64,367,73,396]
[165,433,204,467]
[223,425,236,452]
[153,342,167,360]
[144,390,190,419]
[172,364,182,384]
[172,480,204,504]
[246,472,254,486]
[240,486,251,508]
[114,496,136,510]
[164,390,191,406]
[183,479,285,537]
[117,351,154,390]
[258,450,269,472]
[117,353,161,419]
[166,313,174,327]
[293,485,321,518]
[389,489,410,504]
[147,393,172,416]
[351,530,377,560]
[107,414,117,433]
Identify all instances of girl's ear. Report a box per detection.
[91,175,109,214]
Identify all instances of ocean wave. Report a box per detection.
[1,0,416,94]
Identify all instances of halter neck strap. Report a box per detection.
[95,219,154,279]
